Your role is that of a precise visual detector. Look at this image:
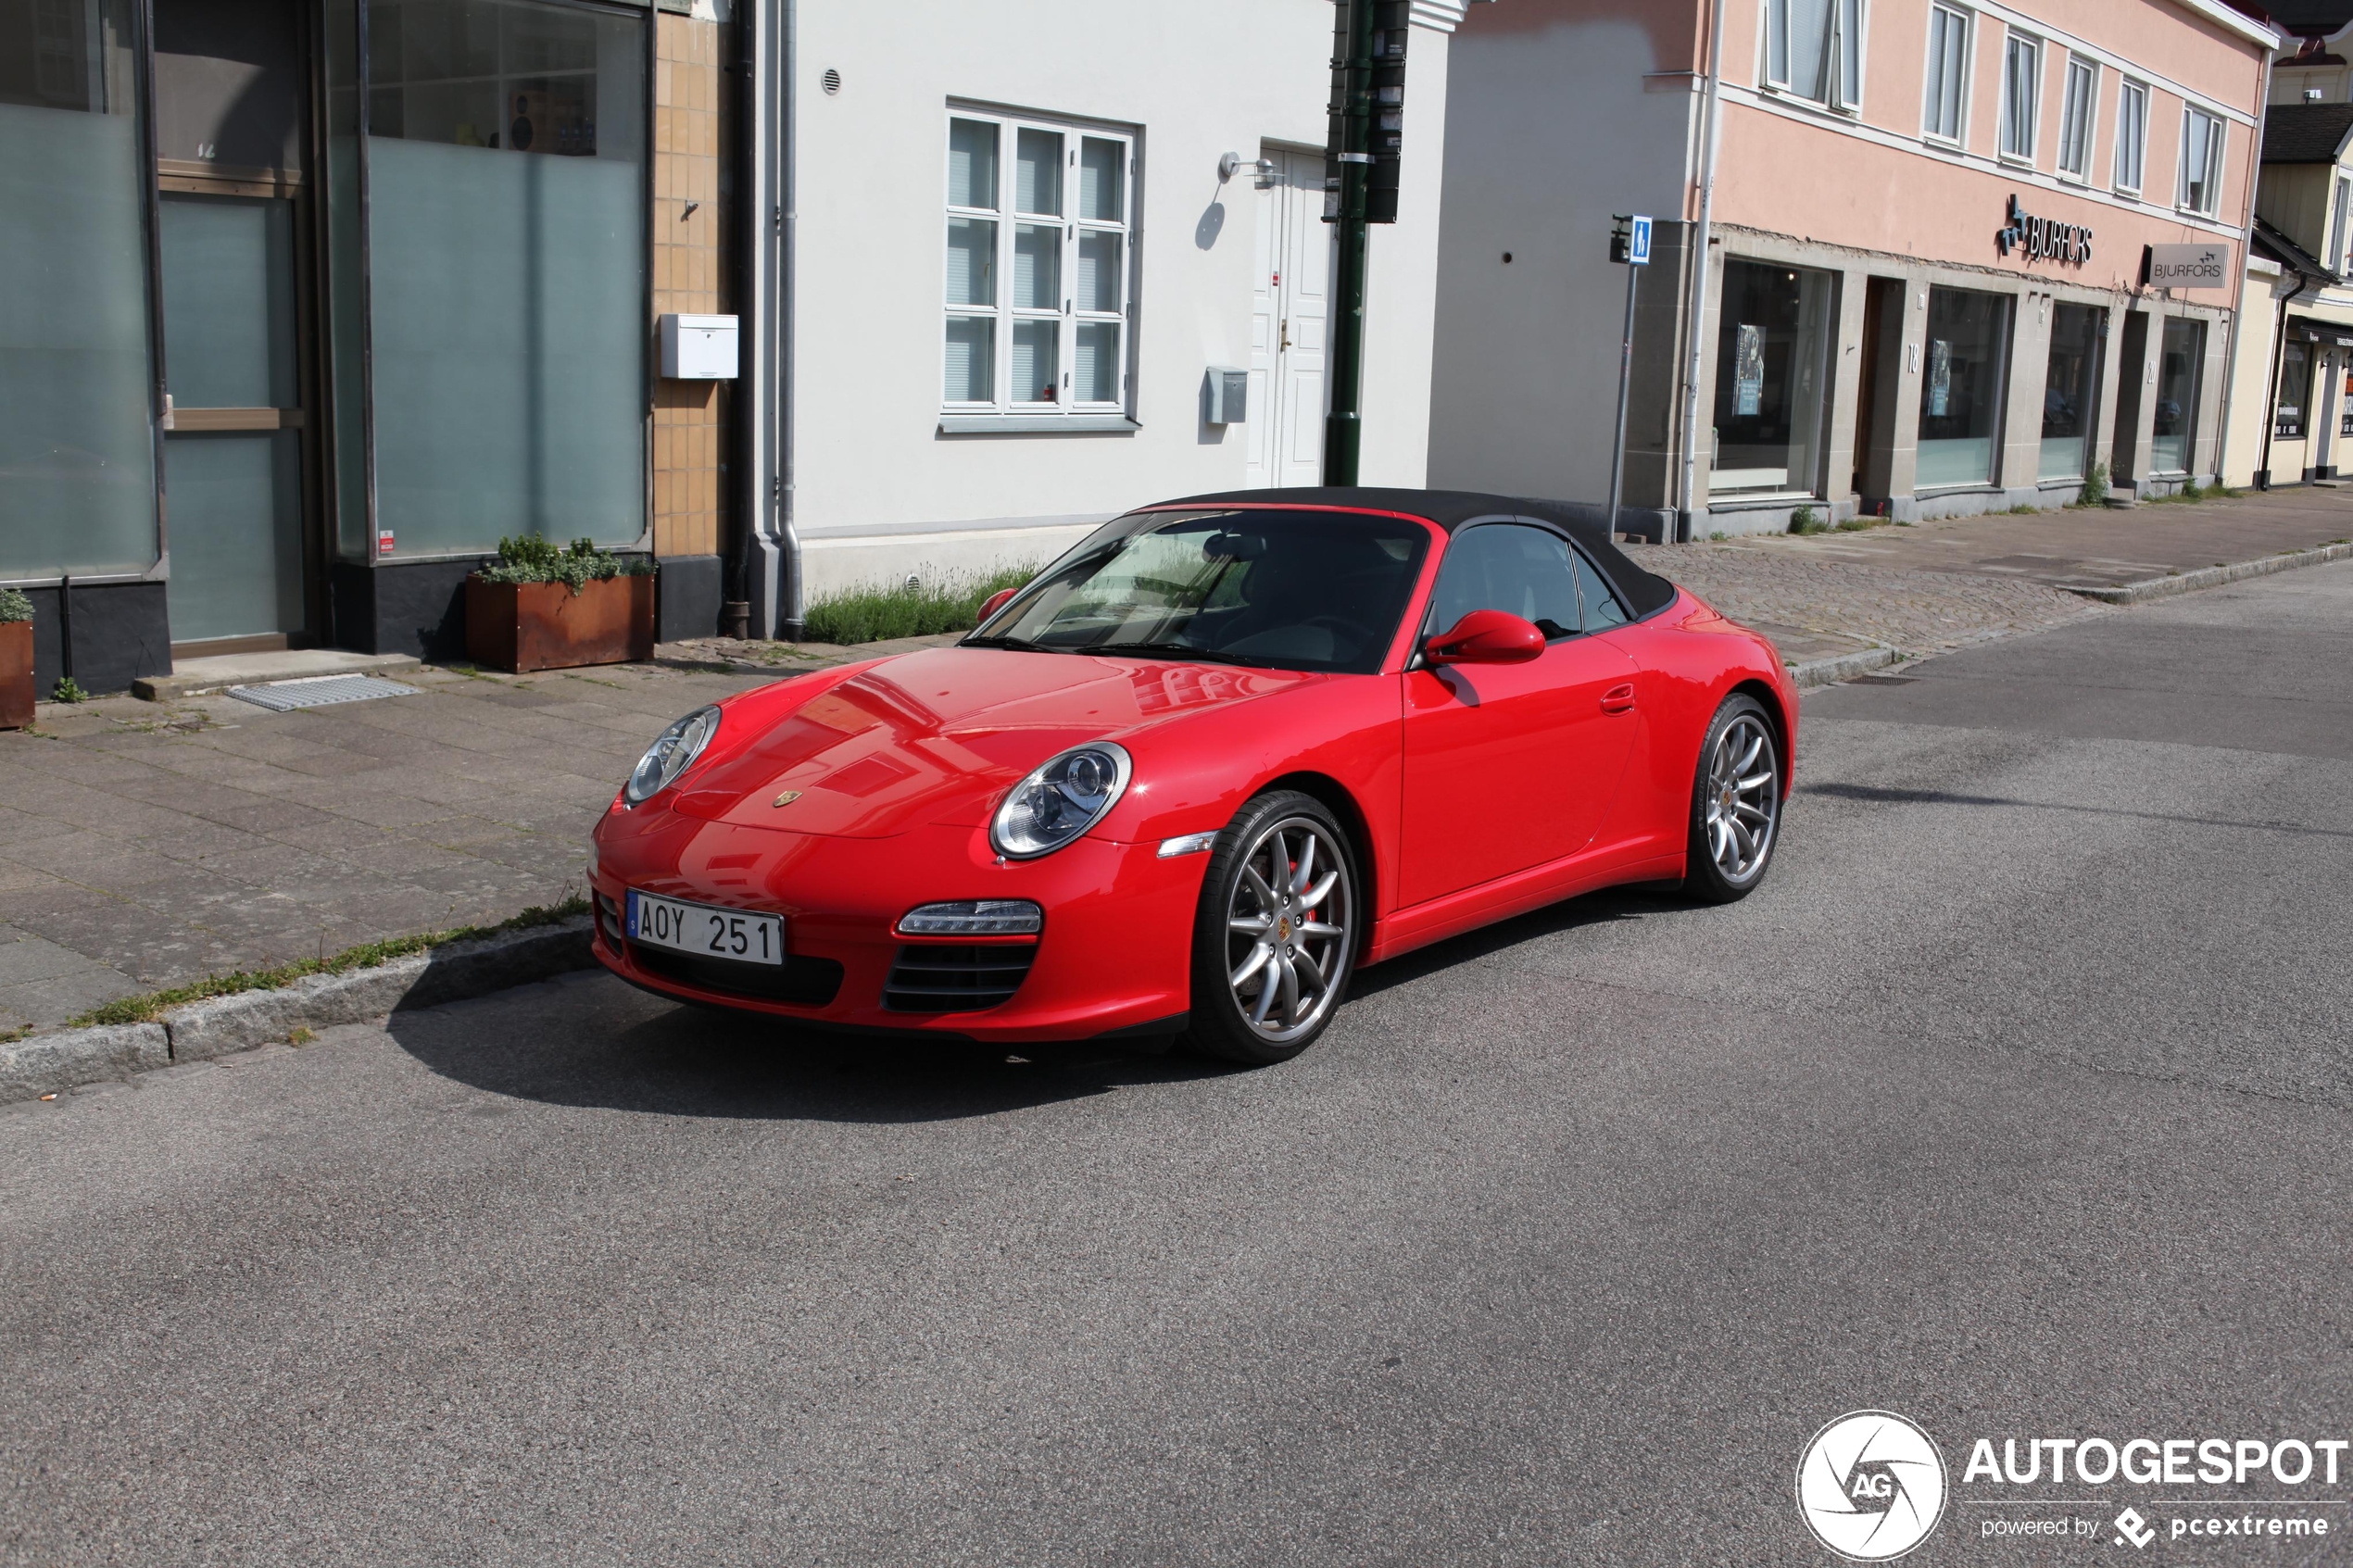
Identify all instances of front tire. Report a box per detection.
[1183,791,1360,1066]
[1682,694,1782,903]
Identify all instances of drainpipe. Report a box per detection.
[1675,0,1729,545]
[2258,261,2315,489]
[742,0,800,640]
[2215,43,2271,489]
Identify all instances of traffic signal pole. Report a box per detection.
[1322,0,1377,485]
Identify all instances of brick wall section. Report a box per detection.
[651,12,728,561]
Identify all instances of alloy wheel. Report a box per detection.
[1705,714,1779,884]
[1222,816,1353,1044]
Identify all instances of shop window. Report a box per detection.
[2150,318,2204,474]
[1921,5,1969,144]
[2056,56,2096,181]
[2113,80,2147,194]
[1999,32,2039,163]
[1917,286,2012,487]
[2039,304,2102,481]
[2342,364,2353,438]
[0,0,159,580]
[2177,107,2225,217]
[2274,338,2311,443]
[944,109,1134,418]
[1710,259,1833,497]
[328,0,648,558]
[1764,0,1863,113]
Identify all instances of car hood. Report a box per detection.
[668,644,1315,837]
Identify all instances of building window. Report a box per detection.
[2177,107,2224,216]
[2039,303,2102,481]
[1999,32,2039,162]
[2113,79,2147,194]
[2056,56,2097,180]
[2150,317,2203,473]
[1709,258,1835,497]
[1921,4,1969,144]
[2330,177,2350,270]
[1765,0,1863,112]
[943,109,1133,417]
[2274,337,2311,442]
[1918,285,2012,487]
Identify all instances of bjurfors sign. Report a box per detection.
[2146,244,2232,290]
[1996,194,2090,266]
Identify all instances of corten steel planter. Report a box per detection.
[0,621,32,730]
[465,575,655,673]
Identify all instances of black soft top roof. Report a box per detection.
[1153,485,1681,621]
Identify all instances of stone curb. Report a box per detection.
[1,918,595,1104]
[1787,645,1901,688]
[2064,541,2353,606]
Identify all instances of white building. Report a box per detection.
[739,1,1476,634]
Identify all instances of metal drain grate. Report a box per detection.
[227,674,422,711]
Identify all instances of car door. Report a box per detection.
[1399,521,1642,907]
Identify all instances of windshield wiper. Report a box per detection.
[960,633,1059,652]
[1085,641,1260,666]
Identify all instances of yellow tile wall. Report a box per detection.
[651,12,729,561]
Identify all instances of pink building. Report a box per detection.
[1429,0,2279,534]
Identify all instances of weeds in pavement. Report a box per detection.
[2075,462,2109,508]
[1708,531,1731,542]
[68,896,590,1028]
[1789,506,1828,535]
[2007,503,2042,515]
[803,563,1039,644]
[0,1023,32,1045]
[50,677,88,703]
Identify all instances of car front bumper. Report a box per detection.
[587,803,1204,1041]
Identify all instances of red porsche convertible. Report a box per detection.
[588,488,1793,1064]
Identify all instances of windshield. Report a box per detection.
[969,509,1429,673]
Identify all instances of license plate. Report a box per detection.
[626,890,786,966]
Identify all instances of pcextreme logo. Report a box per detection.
[1797,1411,1950,1561]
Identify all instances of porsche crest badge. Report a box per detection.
[772,790,802,808]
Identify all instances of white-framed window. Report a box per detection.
[2056,55,2097,180]
[2177,105,2225,216]
[942,108,1134,418]
[1999,31,2040,163]
[2114,78,2148,194]
[1764,0,1864,112]
[1921,3,1969,144]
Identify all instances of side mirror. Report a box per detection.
[976,586,1019,624]
[1422,608,1545,666]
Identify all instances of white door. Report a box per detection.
[1244,149,1332,488]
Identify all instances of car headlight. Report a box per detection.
[624,706,721,805]
[989,741,1132,859]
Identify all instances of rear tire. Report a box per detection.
[1681,694,1783,904]
[1182,791,1360,1067]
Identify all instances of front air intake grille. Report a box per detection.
[633,944,845,1007]
[884,943,1038,1012]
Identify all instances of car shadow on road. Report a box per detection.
[1346,883,1687,1000]
[387,977,1236,1125]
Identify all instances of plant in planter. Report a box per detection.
[464,536,656,673]
[0,588,33,731]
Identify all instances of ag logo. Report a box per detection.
[1796,1411,1948,1561]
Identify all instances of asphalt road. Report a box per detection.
[6,564,2351,1567]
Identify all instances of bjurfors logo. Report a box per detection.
[1797,1411,1949,1561]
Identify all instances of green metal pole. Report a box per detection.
[1323,0,1376,485]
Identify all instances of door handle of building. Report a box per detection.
[1601,684,1636,714]
[1280,320,1290,352]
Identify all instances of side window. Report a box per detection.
[1572,550,1629,628]
[1427,524,1582,640]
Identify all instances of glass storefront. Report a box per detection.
[0,0,158,579]
[2038,303,2101,482]
[1918,286,2011,487]
[2150,318,2203,474]
[332,0,648,558]
[2273,336,2311,441]
[1711,258,1833,496]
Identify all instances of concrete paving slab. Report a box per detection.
[132,649,422,702]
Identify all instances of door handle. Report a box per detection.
[1601,683,1636,714]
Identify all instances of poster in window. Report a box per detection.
[1734,324,1764,417]
[1929,340,1953,418]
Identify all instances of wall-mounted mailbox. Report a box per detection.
[660,313,739,380]
[1203,365,1248,424]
